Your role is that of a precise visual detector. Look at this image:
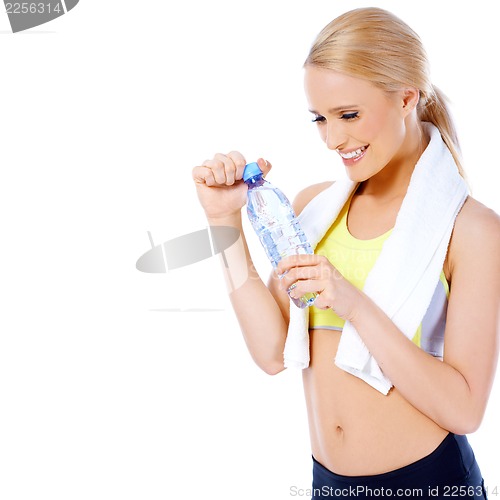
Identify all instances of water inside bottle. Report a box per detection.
[246,181,317,308]
[260,221,317,308]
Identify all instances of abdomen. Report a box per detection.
[303,328,449,476]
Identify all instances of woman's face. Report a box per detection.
[304,65,414,183]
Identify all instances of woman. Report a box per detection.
[192,7,499,499]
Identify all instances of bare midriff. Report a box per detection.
[303,328,449,476]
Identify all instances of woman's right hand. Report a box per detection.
[192,151,272,222]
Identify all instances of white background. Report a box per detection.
[0,1,498,499]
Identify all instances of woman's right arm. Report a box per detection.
[192,152,290,375]
[192,151,330,375]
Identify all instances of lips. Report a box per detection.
[337,145,368,160]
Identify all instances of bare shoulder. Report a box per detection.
[292,181,334,216]
[449,196,500,271]
[454,196,500,241]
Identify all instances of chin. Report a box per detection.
[344,169,372,183]
[344,160,386,183]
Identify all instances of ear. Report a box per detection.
[401,88,420,116]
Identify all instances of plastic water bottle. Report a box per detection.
[243,161,317,308]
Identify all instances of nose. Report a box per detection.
[325,122,347,151]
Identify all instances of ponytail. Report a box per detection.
[418,85,466,178]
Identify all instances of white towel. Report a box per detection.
[283,123,469,394]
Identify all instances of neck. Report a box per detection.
[358,120,429,201]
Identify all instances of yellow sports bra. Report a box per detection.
[309,196,450,358]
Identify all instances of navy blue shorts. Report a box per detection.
[312,433,487,499]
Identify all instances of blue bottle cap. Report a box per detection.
[243,162,263,182]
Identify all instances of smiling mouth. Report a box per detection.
[338,145,368,160]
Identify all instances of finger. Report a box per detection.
[311,293,331,310]
[257,157,272,177]
[201,155,234,185]
[287,279,323,300]
[278,265,322,291]
[213,152,239,185]
[192,165,217,186]
[212,154,235,185]
[227,151,247,181]
[276,254,323,276]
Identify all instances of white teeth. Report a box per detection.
[339,146,366,159]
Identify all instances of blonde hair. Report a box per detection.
[305,7,465,177]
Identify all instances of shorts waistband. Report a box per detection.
[312,432,465,485]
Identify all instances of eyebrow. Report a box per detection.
[309,105,359,115]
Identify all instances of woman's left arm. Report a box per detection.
[278,198,500,434]
[364,198,500,433]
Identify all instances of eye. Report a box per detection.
[340,112,359,121]
[311,114,326,123]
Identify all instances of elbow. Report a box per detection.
[443,408,485,435]
[260,360,286,376]
[454,416,484,435]
[250,350,286,376]
[447,421,481,436]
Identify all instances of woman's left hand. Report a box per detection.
[276,254,364,321]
